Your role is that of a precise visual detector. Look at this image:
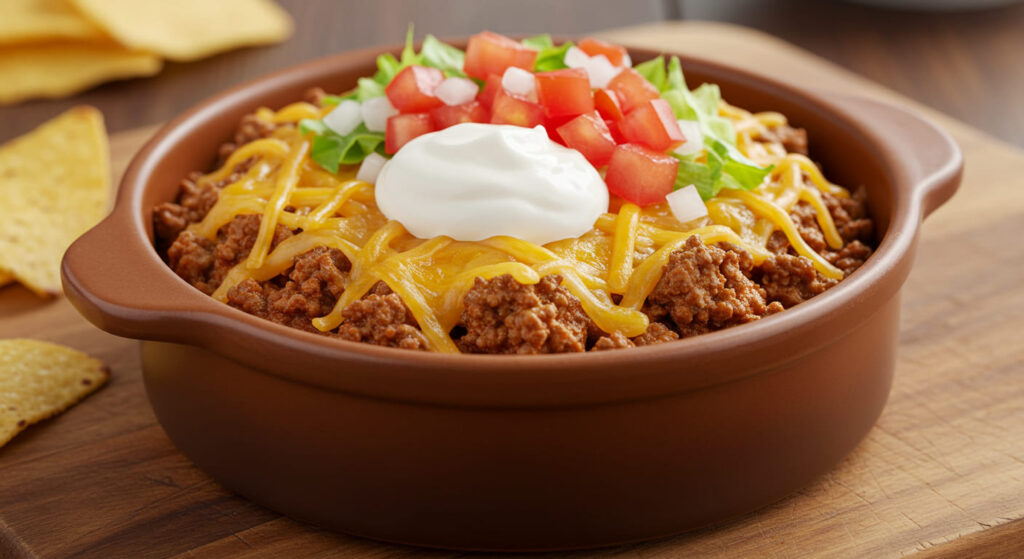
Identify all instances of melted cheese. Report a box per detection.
[191,98,856,352]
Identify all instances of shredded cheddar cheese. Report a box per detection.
[190,99,855,352]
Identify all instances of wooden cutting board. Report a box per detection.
[2,21,1022,559]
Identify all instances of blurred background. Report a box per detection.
[1,0,1022,146]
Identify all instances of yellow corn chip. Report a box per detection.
[0,339,109,448]
[70,0,293,62]
[0,106,110,297]
[0,0,107,45]
[0,43,162,105]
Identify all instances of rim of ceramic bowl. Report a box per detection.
[62,40,962,406]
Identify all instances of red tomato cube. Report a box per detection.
[490,89,545,128]
[545,115,575,145]
[606,119,627,143]
[607,67,660,113]
[385,113,435,154]
[385,65,444,113]
[605,143,679,206]
[477,74,503,109]
[556,111,616,167]
[535,68,594,118]
[578,37,628,67]
[552,111,614,166]
[618,99,685,151]
[430,101,490,129]
[463,31,538,80]
[594,88,624,121]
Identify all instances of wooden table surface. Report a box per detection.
[1,0,1023,148]
[2,13,1024,559]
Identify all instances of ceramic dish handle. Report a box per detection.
[831,94,963,220]
[61,210,210,341]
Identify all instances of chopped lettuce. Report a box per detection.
[299,119,385,173]
[421,34,467,78]
[520,34,553,51]
[304,26,470,171]
[639,55,772,199]
[320,95,343,107]
[338,26,469,103]
[522,34,572,72]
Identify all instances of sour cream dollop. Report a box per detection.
[374,123,608,245]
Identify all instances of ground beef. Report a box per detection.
[763,187,875,277]
[643,236,780,338]
[335,292,428,350]
[304,87,328,107]
[827,239,873,276]
[457,274,591,354]
[216,114,281,164]
[155,94,877,354]
[824,187,874,245]
[152,158,255,246]
[758,124,808,155]
[789,201,828,253]
[153,173,219,244]
[166,231,215,292]
[766,230,791,255]
[592,322,680,351]
[755,254,837,308]
[226,247,351,333]
[167,214,292,294]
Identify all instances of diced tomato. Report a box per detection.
[557,111,616,167]
[463,31,538,80]
[477,74,503,109]
[385,65,444,113]
[606,119,627,143]
[490,89,545,128]
[594,88,624,121]
[385,113,435,154]
[535,68,594,118]
[430,100,490,129]
[578,37,628,67]
[605,143,679,206]
[607,68,660,114]
[545,115,575,144]
[618,99,685,151]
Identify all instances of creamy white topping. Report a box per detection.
[375,123,608,245]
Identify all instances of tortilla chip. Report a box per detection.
[0,0,107,45]
[0,106,110,297]
[0,271,13,288]
[0,339,108,447]
[0,43,162,105]
[70,0,293,62]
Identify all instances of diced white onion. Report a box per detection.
[356,152,389,184]
[361,96,398,133]
[502,66,537,101]
[582,54,619,88]
[667,184,708,224]
[620,52,632,69]
[564,46,590,68]
[323,99,362,136]
[673,119,705,156]
[435,77,479,106]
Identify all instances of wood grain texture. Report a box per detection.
[2,0,1022,148]
[676,0,1024,148]
[0,0,671,144]
[1,21,1023,559]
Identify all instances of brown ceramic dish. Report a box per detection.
[62,41,961,551]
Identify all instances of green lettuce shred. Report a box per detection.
[521,34,573,72]
[639,55,772,199]
[298,119,385,174]
[302,26,470,172]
